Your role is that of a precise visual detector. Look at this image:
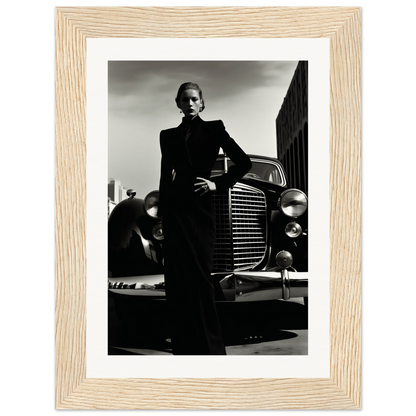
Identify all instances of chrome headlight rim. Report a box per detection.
[275,250,294,269]
[279,188,308,218]
[152,223,164,241]
[144,190,160,219]
[285,221,303,238]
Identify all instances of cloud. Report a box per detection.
[108,60,298,195]
[109,61,297,99]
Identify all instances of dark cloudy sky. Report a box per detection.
[109,60,298,197]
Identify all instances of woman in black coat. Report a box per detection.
[158,82,252,355]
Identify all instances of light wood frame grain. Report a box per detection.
[55,7,361,409]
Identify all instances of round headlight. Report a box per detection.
[275,250,293,268]
[152,223,164,240]
[279,189,307,217]
[285,221,302,238]
[144,190,160,218]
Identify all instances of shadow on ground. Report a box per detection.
[108,293,308,355]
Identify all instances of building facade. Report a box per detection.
[276,61,308,194]
[108,179,129,216]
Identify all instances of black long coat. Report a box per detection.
[158,116,251,355]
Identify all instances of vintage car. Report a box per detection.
[108,154,308,342]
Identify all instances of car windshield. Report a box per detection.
[212,159,285,186]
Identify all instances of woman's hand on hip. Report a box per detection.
[194,177,216,196]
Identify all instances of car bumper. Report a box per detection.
[108,270,308,302]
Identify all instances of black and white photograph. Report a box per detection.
[107,60,309,356]
[51,3,367,414]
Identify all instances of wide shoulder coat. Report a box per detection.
[158,116,251,355]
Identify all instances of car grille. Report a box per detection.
[212,183,267,271]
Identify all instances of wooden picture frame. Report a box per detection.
[55,7,361,409]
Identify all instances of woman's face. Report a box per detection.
[178,89,203,118]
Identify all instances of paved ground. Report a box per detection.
[226,330,307,355]
[108,294,308,355]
